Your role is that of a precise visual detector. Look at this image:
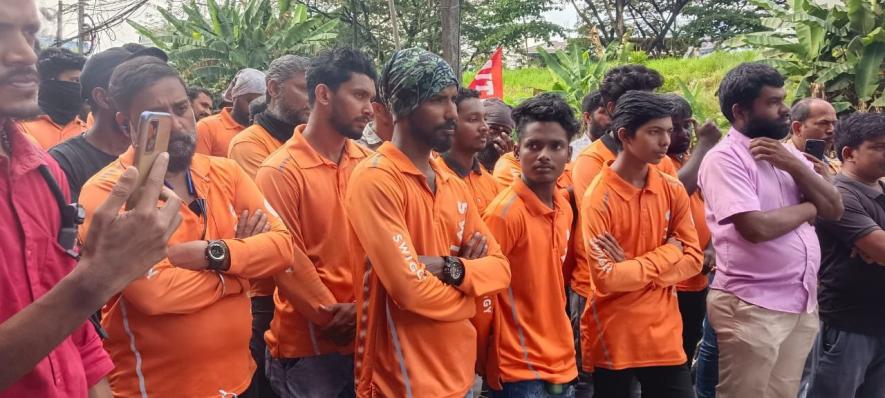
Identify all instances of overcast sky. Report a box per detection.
[38,0,580,51]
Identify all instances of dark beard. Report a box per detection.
[415,121,456,153]
[329,105,367,140]
[745,115,790,140]
[167,133,196,172]
[477,143,500,171]
[589,122,608,141]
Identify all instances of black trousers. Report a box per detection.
[677,289,707,365]
[594,365,695,398]
[249,295,279,398]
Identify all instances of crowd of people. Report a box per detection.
[3,1,885,398]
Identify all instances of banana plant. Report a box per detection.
[128,0,338,92]
[734,0,884,112]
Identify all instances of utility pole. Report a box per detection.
[56,0,64,46]
[77,0,85,53]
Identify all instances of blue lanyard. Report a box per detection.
[165,169,208,239]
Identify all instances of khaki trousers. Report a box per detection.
[706,289,819,398]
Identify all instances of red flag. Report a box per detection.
[468,47,503,99]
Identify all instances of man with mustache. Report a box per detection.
[256,48,375,397]
[785,98,840,176]
[569,90,609,161]
[18,47,87,150]
[188,86,214,121]
[698,63,843,398]
[0,0,183,395]
[196,68,265,157]
[346,48,511,398]
[77,55,295,397]
[477,98,515,172]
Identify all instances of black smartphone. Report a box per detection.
[805,139,826,160]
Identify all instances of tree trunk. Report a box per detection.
[615,0,625,40]
[440,0,461,75]
[387,0,401,50]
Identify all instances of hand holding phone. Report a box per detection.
[127,111,172,209]
[804,139,827,160]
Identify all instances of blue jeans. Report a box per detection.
[694,310,719,398]
[807,323,885,398]
[265,351,354,398]
[489,380,576,398]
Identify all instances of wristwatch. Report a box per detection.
[441,256,465,286]
[205,240,230,271]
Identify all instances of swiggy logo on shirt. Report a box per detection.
[393,233,428,281]
[451,201,469,254]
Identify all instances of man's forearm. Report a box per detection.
[791,165,844,220]
[0,263,109,390]
[734,203,816,243]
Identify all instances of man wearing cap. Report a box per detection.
[48,46,161,201]
[346,47,511,398]
[196,68,265,157]
[477,98,515,172]
[18,47,87,149]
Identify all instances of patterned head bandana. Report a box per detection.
[379,48,459,117]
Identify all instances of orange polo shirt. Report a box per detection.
[347,142,511,398]
[492,151,522,188]
[257,126,370,359]
[196,107,247,157]
[670,154,712,292]
[580,164,702,371]
[229,122,287,297]
[570,138,678,297]
[484,178,577,385]
[437,153,501,376]
[78,150,294,397]
[19,115,88,150]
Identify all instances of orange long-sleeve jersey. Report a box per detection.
[19,115,89,150]
[437,154,501,376]
[670,154,712,292]
[257,127,370,359]
[78,150,294,397]
[229,122,286,297]
[196,107,247,157]
[580,164,702,371]
[483,178,577,385]
[346,142,512,398]
[570,138,678,297]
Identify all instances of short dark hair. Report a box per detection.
[599,64,664,105]
[511,93,580,142]
[611,90,674,142]
[306,48,378,105]
[581,90,603,114]
[456,88,480,106]
[834,112,885,161]
[37,47,86,81]
[664,93,692,120]
[187,86,213,102]
[109,56,184,112]
[122,43,147,53]
[718,62,785,123]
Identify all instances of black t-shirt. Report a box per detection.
[815,174,885,336]
[48,134,118,202]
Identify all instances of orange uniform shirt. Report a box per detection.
[437,154,500,376]
[492,151,522,188]
[570,138,678,297]
[580,164,702,371]
[346,143,511,398]
[670,154,712,292]
[196,107,247,157]
[483,179,577,385]
[257,127,370,359]
[78,150,294,397]
[229,122,286,297]
[19,115,88,150]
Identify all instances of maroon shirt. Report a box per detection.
[0,120,113,397]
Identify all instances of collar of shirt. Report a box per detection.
[3,119,46,178]
[378,141,451,183]
[441,152,482,178]
[287,125,369,169]
[601,160,663,201]
[834,173,885,200]
[512,177,558,217]
[219,107,245,131]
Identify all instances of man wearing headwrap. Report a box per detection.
[478,98,515,174]
[346,47,511,398]
[195,68,265,157]
[18,47,88,149]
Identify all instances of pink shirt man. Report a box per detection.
[698,127,820,314]
[0,121,113,397]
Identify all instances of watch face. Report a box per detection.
[208,243,225,260]
[449,263,463,280]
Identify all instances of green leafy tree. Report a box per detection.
[735,0,885,111]
[679,0,786,45]
[461,0,565,69]
[129,0,339,92]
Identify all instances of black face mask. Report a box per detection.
[38,80,85,126]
